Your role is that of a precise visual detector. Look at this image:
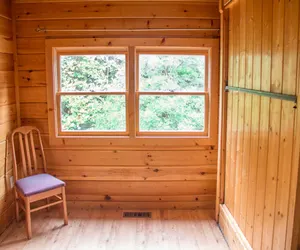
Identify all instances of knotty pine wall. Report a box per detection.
[0,0,17,235]
[14,0,220,210]
[220,0,300,249]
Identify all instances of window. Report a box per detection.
[54,50,129,136]
[136,49,208,135]
[46,38,218,144]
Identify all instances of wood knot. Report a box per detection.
[104,195,111,201]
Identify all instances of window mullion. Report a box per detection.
[128,46,136,138]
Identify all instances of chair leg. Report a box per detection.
[25,198,32,240]
[62,187,68,225]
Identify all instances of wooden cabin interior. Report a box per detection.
[0,0,300,249]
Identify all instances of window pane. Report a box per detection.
[60,55,126,92]
[61,95,126,131]
[139,95,205,132]
[139,54,205,92]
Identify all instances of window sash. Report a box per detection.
[136,50,208,93]
[135,50,209,136]
[54,47,210,137]
[135,93,209,136]
[57,93,128,136]
[56,51,129,136]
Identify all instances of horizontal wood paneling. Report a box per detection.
[20,103,47,118]
[68,200,215,210]
[15,0,220,210]
[19,86,46,103]
[222,0,300,249]
[43,149,217,166]
[0,37,13,54]
[0,0,17,235]
[0,87,15,106]
[17,38,45,54]
[47,165,217,181]
[0,100,16,124]
[0,53,13,71]
[0,190,14,216]
[0,202,14,235]
[16,19,220,38]
[0,71,14,88]
[0,17,12,38]
[0,119,17,142]
[67,194,215,202]
[16,2,219,20]
[66,180,216,196]
[18,54,45,70]
[0,0,11,19]
[18,70,46,87]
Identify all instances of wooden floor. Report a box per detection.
[0,207,229,250]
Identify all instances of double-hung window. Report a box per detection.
[46,38,218,144]
[55,49,128,136]
[136,48,208,136]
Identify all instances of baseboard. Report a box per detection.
[66,200,215,210]
[219,204,252,250]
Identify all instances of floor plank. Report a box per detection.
[0,208,229,250]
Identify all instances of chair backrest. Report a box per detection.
[11,126,47,181]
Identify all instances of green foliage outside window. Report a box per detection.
[60,54,205,132]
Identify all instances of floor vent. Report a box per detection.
[123,212,152,218]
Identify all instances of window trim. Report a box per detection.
[45,38,219,147]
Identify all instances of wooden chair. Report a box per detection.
[11,126,68,240]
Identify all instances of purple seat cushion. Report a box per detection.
[16,174,65,197]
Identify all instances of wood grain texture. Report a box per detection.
[219,204,252,250]
[0,0,11,19]
[15,2,220,20]
[222,0,300,249]
[0,208,229,250]
[0,17,12,38]
[0,0,17,235]
[16,19,220,38]
[14,1,221,211]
